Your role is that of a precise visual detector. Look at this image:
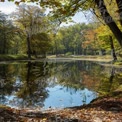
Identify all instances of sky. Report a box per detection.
[0,1,88,26]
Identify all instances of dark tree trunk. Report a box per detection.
[95,0,122,47]
[27,33,31,59]
[26,62,32,95]
[3,33,6,54]
[109,36,117,61]
[108,67,115,92]
[54,40,58,57]
[26,62,31,83]
[116,0,122,25]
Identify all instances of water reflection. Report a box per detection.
[97,66,122,94]
[0,60,121,109]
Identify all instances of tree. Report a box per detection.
[95,23,120,59]
[32,32,52,58]
[0,12,19,54]
[94,0,122,47]
[82,29,98,55]
[0,12,8,54]
[51,23,91,55]
[12,4,47,59]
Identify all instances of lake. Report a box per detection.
[0,59,121,110]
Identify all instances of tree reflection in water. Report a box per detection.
[97,64,122,95]
[0,60,121,109]
[0,61,49,109]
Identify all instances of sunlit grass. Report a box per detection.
[0,105,10,109]
[0,54,29,61]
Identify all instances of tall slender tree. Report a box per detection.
[12,4,46,59]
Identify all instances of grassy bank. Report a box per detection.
[47,54,113,59]
[0,54,122,65]
[0,54,36,61]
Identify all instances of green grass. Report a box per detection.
[0,105,10,109]
[48,55,113,60]
[0,54,32,61]
[114,59,122,65]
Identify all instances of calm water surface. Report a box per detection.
[0,59,121,110]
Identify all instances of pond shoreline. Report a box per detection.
[1,56,122,68]
[0,55,113,62]
[0,54,112,60]
[0,56,122,121]
[0,92,121,122]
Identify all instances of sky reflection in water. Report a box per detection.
[0,60,121,109]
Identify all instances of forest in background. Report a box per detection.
[0,0,122,60]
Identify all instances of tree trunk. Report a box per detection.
[109,36,117,61]
[27,33,31,59]
[116,0,122,25]
[3,33,6,54]
[26,62,31,83]
[95,0,122,47]
[54,39,58,57]
[108,67,115,92]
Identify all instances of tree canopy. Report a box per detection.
[7,0,122,48]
